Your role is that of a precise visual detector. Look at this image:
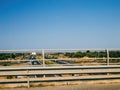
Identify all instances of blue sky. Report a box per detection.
[0,0,120,49]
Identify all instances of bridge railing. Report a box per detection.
[0,65,120,88]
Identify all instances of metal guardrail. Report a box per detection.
[0,75,120,83]
[0,68,120,76]
[0,65,120,70]
[0,65,120,88]
[0,49,120,88]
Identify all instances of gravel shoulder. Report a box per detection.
[1,83,120,90]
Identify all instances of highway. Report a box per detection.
[0,49,120,88]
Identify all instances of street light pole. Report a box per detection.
[42,49,45,67]
[106,49,109,65]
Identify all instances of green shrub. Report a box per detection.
[3,62,11,66]
[6,76,13,79]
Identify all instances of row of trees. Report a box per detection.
[65,50,120,58]
[0,50,120,60]
[0,53,23,60]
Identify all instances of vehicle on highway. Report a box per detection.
[28,60,42,65]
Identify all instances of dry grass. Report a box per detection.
[0,80,120,89]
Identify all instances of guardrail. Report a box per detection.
[0,65,120,88]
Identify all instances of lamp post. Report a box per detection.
[106,49,109,65]
[42,49,45,67]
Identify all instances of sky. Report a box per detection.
[0,0,120,50]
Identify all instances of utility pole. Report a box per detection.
[106,49,109,65]
[42,49,45,67]
[27,69,30,88]
[42,49,46,78]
